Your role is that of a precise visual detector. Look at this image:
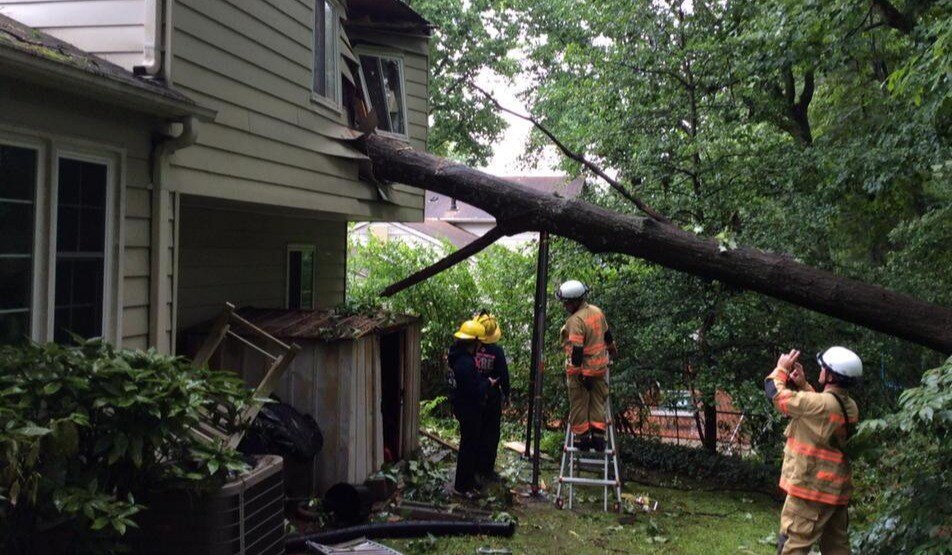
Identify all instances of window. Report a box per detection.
[359,54,407,136]
[53,158,108,343]
[313,0,340,104]
[287,245,315,309]
[0,145,38,345]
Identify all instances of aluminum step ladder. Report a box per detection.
[554,380,623,512]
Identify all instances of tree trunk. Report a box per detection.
[702,403,718,453]
[358,134,952,354]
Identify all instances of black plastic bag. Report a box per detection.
[239,399,323,461]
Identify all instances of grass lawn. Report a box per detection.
[380,455,780,555]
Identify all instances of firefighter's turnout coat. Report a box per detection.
[765,368,859,506]
[561,302,610,377]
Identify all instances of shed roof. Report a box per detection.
[232,307,418,341]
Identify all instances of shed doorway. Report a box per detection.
[380,331,403,463]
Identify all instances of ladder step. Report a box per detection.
[564,447,615,455]
[577,457,614,465]
[558,476,621,487]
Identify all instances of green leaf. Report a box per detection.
[12,425,52,437]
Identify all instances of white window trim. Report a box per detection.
[49,149,121,344]
[311,0,343,111]
[0,126,124,345]
[355,47,410,140]
[286,244,316,310]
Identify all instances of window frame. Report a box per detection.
[286,244,316,310]
[0,137,45,343]
[0,126,123,345]
[49,150,119,343]
[311,0,343,111]
[355,48,410,140]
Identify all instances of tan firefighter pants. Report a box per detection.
[777,495,850,555]
[566,374,608,435]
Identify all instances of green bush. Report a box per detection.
[851,359,951,555]
[0,339,253,554]
[617,436,777,491]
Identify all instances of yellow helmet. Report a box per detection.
[454,319,485,340]
[475,312,502,344]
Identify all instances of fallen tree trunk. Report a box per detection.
[358,134,952,353]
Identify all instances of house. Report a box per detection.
[352,175,584,250]
[0,0,431,486]
[0,0,430,350]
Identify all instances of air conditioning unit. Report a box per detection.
[131,455,286,554]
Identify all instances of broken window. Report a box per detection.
[359,54,407,136]
[287,245,316,309]
[0,144,37,345]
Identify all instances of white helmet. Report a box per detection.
[817,346,863,378]
[557,280,588,300]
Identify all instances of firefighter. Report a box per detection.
[765,347,862,555]
[557,280,618,452]
[474,310,510,483]
[447,319,495,497]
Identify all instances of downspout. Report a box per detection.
[134,0,163,76]
[149,116,199,352]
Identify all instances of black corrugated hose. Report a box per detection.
[285,519,516,552]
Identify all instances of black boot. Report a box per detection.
[574,432,593,452]
[591,431,606,453]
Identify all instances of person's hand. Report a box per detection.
[777,349,800,372]
[790,362,808,388]
[502,396,511,410]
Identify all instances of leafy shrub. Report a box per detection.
[851,359,951,555]
[617,436,777,491]
[0,339,253,553]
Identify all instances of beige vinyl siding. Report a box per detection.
[0,0,146,70]
[168,0,423,220]
[176,202,347,333]
[0,80,166,349]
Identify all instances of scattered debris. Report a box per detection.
[307,538,403,554]
[420,428,459,452]
[503,441,552,461]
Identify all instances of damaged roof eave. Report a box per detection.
[0,47,217,122]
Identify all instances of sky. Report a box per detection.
[476,69,563,177]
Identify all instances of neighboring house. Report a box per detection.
[0,0,431,352]
[353,175,584,251]
[0,0,431,488]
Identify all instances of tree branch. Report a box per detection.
[467,81,672,225]
[380,226,508,297]
[871,0,915,33]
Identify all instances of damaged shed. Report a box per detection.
[186,308,421,494]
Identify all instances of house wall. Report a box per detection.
[177,201,347,332]
[0,0,147,70]
[166,0,424,221]
[0,79,171,350]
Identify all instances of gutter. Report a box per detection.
[135,0,163,76]
[149,116,200,351]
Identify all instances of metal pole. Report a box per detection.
[529,231,550,495]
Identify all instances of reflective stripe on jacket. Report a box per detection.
[560,302,610,377]
[766,367,859,506]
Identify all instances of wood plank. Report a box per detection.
[123,247,150,278]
